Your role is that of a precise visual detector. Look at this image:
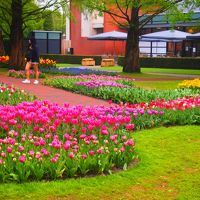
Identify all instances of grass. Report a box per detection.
[135,80,180,90]
[0,125,199,200]
[56,63,80,67]
[91,66,200,76]
[142,68,200,75]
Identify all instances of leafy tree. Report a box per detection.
[0,30,5,56]
[43,9,66,32]
[0,0,68,69]
[77,0,200,73]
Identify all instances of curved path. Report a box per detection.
[0,75,111,106]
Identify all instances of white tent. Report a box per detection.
[87,31,127,41]
[187,32,200,39]
[141,30,192,40]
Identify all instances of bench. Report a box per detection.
[81,58,95,66]
[101,59,115,67]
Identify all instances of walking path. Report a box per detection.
[1,71,198,106]
[0,75,111,106]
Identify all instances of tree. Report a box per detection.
[43,9,66,32]
[0,30,5,56]
[76,0,199,73]
[0,0,69,69]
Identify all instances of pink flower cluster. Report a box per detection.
[0,100,147,180]
[57,74,133,81]
[76,80,130,88]
[126,96,200,110]
[0,84,16,94]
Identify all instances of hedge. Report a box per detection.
[118,56,200,70]
[40,54,102,65]
[40,54,200,70]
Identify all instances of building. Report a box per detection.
[65,3,200,57]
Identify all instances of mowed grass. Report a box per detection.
[92,65,200,76]
[135,80,180,90]
[142,68,200,75]
[0,126,199,200]
[56,63,80,67]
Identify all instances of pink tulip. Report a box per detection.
[126,124,134,130]
[89,150,95,155]
[18,146,24,152]
[19,155,26,163]
[81,154,87,159]
[69,152,74,159]
[29,150,35,157]
[6,147,13,153]
[64,141,71,151]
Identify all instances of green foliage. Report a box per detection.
[42,9,66,33]
[118,57,200,70]
[44,77,198,104]
[0,83,36,105]
[8,69,46,79]
[0,0,67,39]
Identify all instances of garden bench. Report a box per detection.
[81,58,95,66]
[101,58,115,67]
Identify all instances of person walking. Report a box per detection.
[22,37,39,84]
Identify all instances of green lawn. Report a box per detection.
[91,66,200,76]
[135,80,180,90]
[142,68,200,75]
[56,63,80,67]
[0,126,199,200]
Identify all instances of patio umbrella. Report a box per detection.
[139,37,183,57]
[87,31,127,41]
[140,30,192,56]
[186,32,200,40]
[87,31,127,55]
[141,30,192,40]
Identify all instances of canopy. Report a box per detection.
[87,31,127,41]
[141,30,192,41]
[140,37,182,42]
[186,32,200,39]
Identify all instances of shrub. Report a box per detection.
[118,56,200,69]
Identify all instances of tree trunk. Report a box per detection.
[0,30,5,56]
[123,7,140,73]
[9,0,25,70]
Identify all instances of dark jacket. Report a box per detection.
[26,46,39,62]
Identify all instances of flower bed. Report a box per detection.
[0,82,200,182]
[44,76,198,104]
[8,70,46,79]
[0,83,36,105]
[39,58,57,69]
[0,56,9,63]
[178,78,200,89]
[41,67,117,76]
[0,100,139,182]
